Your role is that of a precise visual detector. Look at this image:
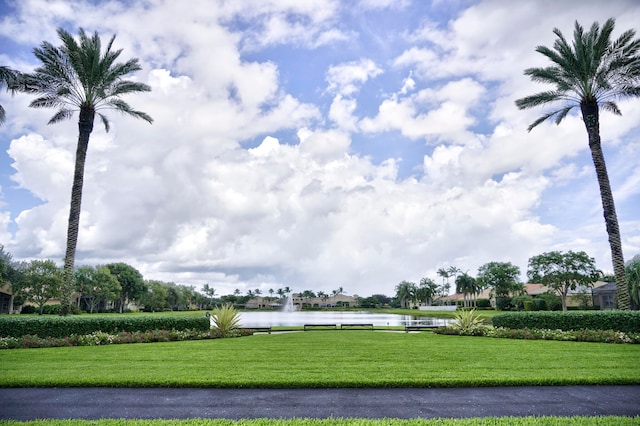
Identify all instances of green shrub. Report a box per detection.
[512,295,533,311]
[476,298,491,308]
[534,298,547,311]
[536,293,562,311]
[495,297,512,311]
[41,304,61,315]
[20,306,37,314]
[523,301,537,311]
[0,315,210,338]
[492,311,640,333]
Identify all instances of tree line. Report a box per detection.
[395,251,640,311]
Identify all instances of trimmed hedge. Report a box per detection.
[492,311,640,333]
[0,315,210,338]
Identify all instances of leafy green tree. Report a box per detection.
[0,244,13,284]
[105,262,146,313]
[394,280,416,308]
[142,280,169,312]
[0,246,28,309]
[527,251,600,311]
[75,265,121,313]
[165,282,185,310]
[515,18,639,310]
[23,28,153,315]
[0,66,20,125]
[626,254,640,309]
[24,260,62,314]
[477,261,522,309]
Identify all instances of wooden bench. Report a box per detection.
[405,324,439,332]
[340,323,373,330]
[303,324,337,331]
[250,327,272,334]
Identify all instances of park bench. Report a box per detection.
[405,324,439,332]
[340,323,374,330]
[303,324,337,331]
[249,327,272,334]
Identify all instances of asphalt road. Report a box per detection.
[1,386,640,420]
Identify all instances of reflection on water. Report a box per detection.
[238,311,453,327]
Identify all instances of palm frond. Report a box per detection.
[600,101,621,115]
[48,108,75,125]
[104,98,153,123]
[0,105,5,125]
[109,80,151,97]
[554,105,574,124]
[515,90,567,109]
[98,112,110,133]
[29,95,67,109]
[526,106,576,132]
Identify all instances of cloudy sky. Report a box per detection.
[0,0,639,297]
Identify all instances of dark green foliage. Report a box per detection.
[0,315,209,338]
[524,301,537,311]
[537,293,563,311]
[476,299,491,308]
[495,297,512,311]
[492,311,640,333]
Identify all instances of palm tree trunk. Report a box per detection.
[581,102,630,310]
[60,107,94,315]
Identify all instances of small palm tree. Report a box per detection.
[0,66,20,125]
[515,18,640,310]
[23,28,153,315]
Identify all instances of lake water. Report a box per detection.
[238,311,453,327]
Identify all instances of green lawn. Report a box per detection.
[1,331,638,388]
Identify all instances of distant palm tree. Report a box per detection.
[515,18,639,310]
[0,66,20,125]
[394,281,416,309]
[23,28,153,315]
[455,273,476,308]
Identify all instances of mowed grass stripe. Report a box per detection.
[1,332,638,388]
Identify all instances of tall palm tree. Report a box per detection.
[0,66,20,125]
[515,18,639,310]
[24,28,153,315]
[455,273,476,308]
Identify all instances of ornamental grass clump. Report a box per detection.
[451,309,486,334]
[211,304,242,337]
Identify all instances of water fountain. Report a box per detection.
[282,296,297,312]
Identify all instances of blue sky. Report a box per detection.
[0,0,639,297]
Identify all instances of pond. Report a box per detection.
[237,311,454,327]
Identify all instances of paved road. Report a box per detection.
[1,386,639,420]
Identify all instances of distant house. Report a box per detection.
[591,282,617,310]
[0,283,15,314]
[442,281,612,310]
[244,296,282,310]
[291,293,359,309]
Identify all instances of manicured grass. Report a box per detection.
[1,332,638,388]
[0,417,638,425]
